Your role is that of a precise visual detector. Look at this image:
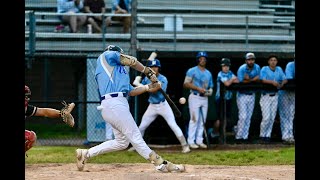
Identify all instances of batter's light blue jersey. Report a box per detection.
[94,51,134,98]
[142,74,167,104]
[215,71,236,100]
[285,61,295,79]
[186,66,214,94]
[260,66,286,94]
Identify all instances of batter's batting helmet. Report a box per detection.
[196,51,208,63]
[220,58,231,66]
[147,59,161,68]
[105,45,124,53]
[245,52,255,60]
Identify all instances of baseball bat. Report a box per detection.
[199,107,210,148]
[142,50,182,118]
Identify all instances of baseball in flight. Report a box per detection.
[179,97,186,104]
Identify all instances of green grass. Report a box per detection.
[25,146,295,166]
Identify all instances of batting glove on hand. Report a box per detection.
[143,67,158,83]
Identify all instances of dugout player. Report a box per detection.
[25,85,75,154]
[213,58,239,138]
[259,54,287,143]
[278,58,295,144]
[130,59,190,153]
[75,45,185,173]
[235,52,260,143]
[183,51,214,149]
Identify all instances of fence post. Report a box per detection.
[101,14,106,50]
[174,14,177,51]
[28,11,36,68]
[245,16,249,51]
[219,81,227,144]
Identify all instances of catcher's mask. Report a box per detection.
[105,45,124,53]
[25,85,31,101]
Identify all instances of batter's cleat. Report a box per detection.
[181,145,191,153]
[197,143,208,149]
[76,149,88,171]
[155,161,185,173]
[189,144,199,149]
[127,146,136,152]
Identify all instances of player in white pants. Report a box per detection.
[259,54,287,143]
[105,121,114,140]
[130,59,190,153]
[183,51,214,149]
[278,59,295,144]
[235,52,261,143]
[75,45,185,173]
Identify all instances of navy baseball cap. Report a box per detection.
[245,52,255,60]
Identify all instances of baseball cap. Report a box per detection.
[245,52,255,60]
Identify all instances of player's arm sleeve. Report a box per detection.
[161,77,168,92]
[237,67,244,82]
[259,67,266,80]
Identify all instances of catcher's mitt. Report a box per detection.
[60,101,75,127]
[25,130,37,152]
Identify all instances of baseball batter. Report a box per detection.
[236,52,261,143]
[24,85,75,154]
[131,59,190,153]
[183,51,214,149]
[259,54,287,143]
[278,59,295,144]
[76,45,185,173]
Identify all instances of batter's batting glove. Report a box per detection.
[60,101,75,127]
[143,67,158,83]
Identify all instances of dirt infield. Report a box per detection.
[25,163,294,180]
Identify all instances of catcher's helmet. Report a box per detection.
[25,85,31,96]
[245,52,255,60]
[220,58,231,66]
[147,59,161,68]
[105,45,124,53]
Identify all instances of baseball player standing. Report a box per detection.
[76,45,185,173]
[235,52,261,144]
[25,85,75,154]
[130,59,190,153]
[278,58,295,144]
[183,51,214,149]
[214,58,239,138]
[259,54,287,143]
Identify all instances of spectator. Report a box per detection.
[259,54,287,144]
[57,0,87,33]
[183,51,214,149]
[278,58,295,144]
[235,52,261,144]
[212,58,239,139]
[83,0,108,33]
[109,0,132,33]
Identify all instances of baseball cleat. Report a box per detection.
[182,145,191,153]
[127,146,136,152]
[155,161,186,173]
[76,149,88,171]
[197,143,208,149]
[189,144,199,149]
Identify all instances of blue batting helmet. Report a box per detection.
[147,59,161,68]
[196,51,208,63]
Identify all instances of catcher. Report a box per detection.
[25,85,75,154]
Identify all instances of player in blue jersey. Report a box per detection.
[259,54,287,143]
[130,59,190,153]
[183,51,214,149]
[235,52,261,143]
[213,58,239,139]
[278,58,295,144]
[75,45,185,173]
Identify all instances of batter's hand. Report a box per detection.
[145,81,162,92]
[144,67,158,83]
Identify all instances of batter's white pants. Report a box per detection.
[187,93,208,145]
[259,94,279,138]
[139,101,184,141]
[278,91,295,140]
[236,93,255,139]
[87,96,152,160]
[105,121,114,140]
